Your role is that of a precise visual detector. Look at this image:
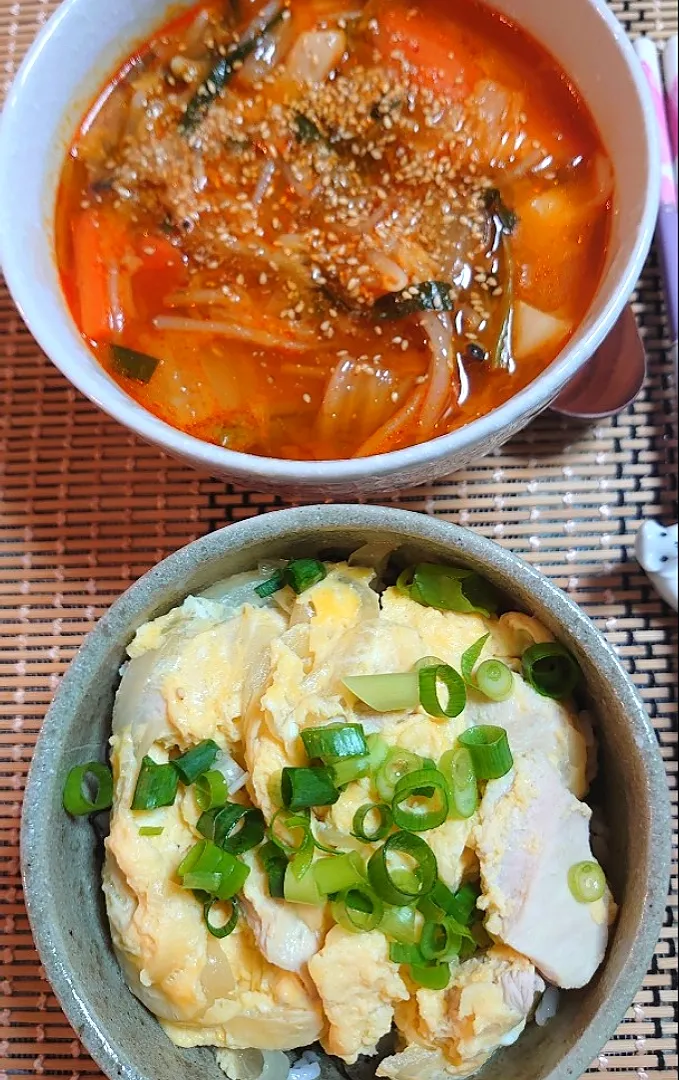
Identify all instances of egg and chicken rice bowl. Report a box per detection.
[63,552,616,1080]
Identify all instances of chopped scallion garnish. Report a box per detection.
[522,642,582,700]
[375,747,423,802]
[255,558,327,599]
[460,635,491,684]
[177,839,249,900]
[389,941,424,965]
[195,769,229,811]
[131,756,179,811]
[301,722,368,764]
[367,831,438,906]
[392,768,450,832]
[172,739,220,785]
[197,803,265,855]
[331,755,372,788]
[331,886,384,933]
[352,803,393,843]
[408,961,451,990]
[418,663,467,719]
[475,659,514,702]
[568,860,606,904]
[259,841,288,900]
[62,762,113,816]
[457,726,513,780]
[420,918,464,961]
[313,851,366,896]
[343,672,419,713]
[439,747,478,819]
[284,862,323,906]
[379,904,419,944]
[281,766,340,811]
[203,896,239,939]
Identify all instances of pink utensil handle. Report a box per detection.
[634,37,676,209]
[664,37,678,176]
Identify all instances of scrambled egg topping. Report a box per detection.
[104,563,613,1078]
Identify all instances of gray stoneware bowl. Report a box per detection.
[21,506,671,1080]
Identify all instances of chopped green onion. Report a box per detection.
[439,748,478,819]
[418,664,467,719]
[461,635,490,684]
[458,726,513,780]
[286,558,327,594]
[332,755,372,788]
[568,861,606,904]
[138,826,164,837]
[343,672,419,713]
[182,870,224,893]
[331,886,384,933]
[177,840,250,900]
[400,564,500,617]
[459,936,479,961]
[195,770,229,811]
[301,723,368,763]
[313,851,366,896]
[255,570,286,599]
[172,739,219,785]
[281,767,340,811]
[284,863,323,906]
[430,880,480,925]
[197,803,266,855]
[475,659,514,702]
[408,962,451,990]
[352,803,393,843]
[203,896,239,939]
[420,919,463,961]
[366,734,389,772]
[255,558,327,599]
[111,344,160,384]
[62,762,113,816]
[368,831,438,906]
[131,756,179,811]
[180,8,286,133]
[269,810,314,878]
[392,769,450,832]
[379,904,419,944]
[414,655,446,671]
[259,842,288,900]
[269,810,312,856]
[522,642,582,700]
[389,942,424,965]
[375,747,424,802]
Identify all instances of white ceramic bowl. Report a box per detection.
[0,0,659,498]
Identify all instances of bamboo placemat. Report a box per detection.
[1,2,677,1078]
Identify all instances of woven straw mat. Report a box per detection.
[0,1,677,1078]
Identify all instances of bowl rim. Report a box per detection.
[0,0,660,486]
[21,504,672,1080]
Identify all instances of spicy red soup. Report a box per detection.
[56,0,612,460]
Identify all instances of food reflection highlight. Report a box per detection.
[56,0,613,461]
[64,550,616,1080]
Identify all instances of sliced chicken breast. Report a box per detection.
[474,752,614,988]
